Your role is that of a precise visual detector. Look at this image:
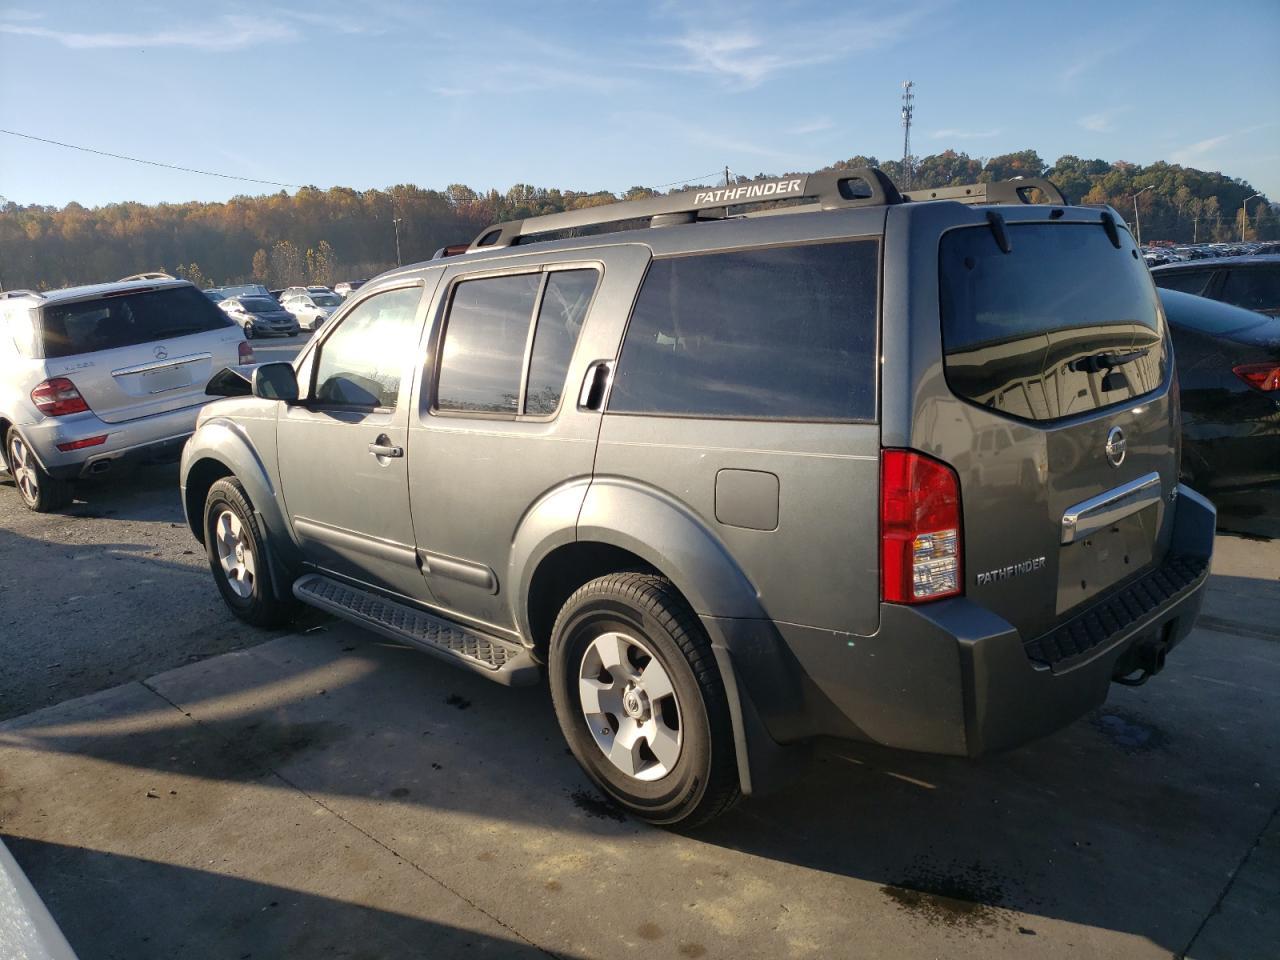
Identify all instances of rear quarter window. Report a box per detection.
[608,240,879,421]
[38,286,234,359]
[940,222,1168,422]
[1151,268,1214,295]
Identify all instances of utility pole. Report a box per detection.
[1241,194,1261,242]
[724,165,731,187]
[901,81,914,189]
[1132,185,1154,248]
[393,217,403,267]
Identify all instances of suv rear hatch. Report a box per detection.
[931,214,1176,644]
[36,285,245,424]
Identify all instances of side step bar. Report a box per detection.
[293,573,540,687]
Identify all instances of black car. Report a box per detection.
[1159,288,1280,530]
[1152,255,1280,318]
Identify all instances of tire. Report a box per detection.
[5,428,73,513]
[243,322,255,339]
[548,572,740,827]
[203,477,294,628]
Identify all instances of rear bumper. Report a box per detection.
[14,402,205,480]
[713,484,1216,761]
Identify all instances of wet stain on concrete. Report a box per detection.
[445,694,472,710]
[678,945,707,958]
[476,851,496,862]
[544,880,562,892]
[881,859,1011,930]
[636,921,663,940]
[568,788,627,822]
[1092,709,1168,754]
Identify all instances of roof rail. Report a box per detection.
[0,289,42,301]
[119,271,176,281]
[469,168,903,250]
[902,177,1066,206]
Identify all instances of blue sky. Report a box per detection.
[1,0,1277,207]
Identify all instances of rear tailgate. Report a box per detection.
[37,285,244,424]
[925,212,1176,642]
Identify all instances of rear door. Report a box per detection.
[36,285,244,424]
[909,209,1176,641]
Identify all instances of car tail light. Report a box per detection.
[1233,363,1280,392]
[31,378,90,417]
[238,340,256,364]
[881,449,963,603]
[56,435,107,452]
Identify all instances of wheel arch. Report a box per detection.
[180,418,284,546]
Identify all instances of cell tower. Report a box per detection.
[901,80,915,189]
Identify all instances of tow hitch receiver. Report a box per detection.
[1113,630,1172,687]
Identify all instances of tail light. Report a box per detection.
[56,435,107,452]
[238,340,255,364]
[31,378,90,417]
[1233,363,1280,392]
[881,449,963,603]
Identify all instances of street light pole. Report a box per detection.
[1133,185,1154,249]
[1241,194,1261,243]
[393,218,403,267]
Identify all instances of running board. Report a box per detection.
[292,573,539,687]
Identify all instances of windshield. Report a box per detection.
[219,284,271,299]
[239,297,283,314]
[940,222,1167,422]
[38,286,234,358]
[312,294,342,306]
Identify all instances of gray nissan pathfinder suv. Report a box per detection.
[180,170,1215,826]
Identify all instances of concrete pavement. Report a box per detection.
[1,534,1276,959]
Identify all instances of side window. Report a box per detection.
[609,241,879,420]
[1220,267,1280,313]
[525,270,595,415]
[313,286,422,408]
[1152,269,1212,295]
[435,269,597,416]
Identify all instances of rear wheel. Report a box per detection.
[203,477,294,627]
[5,428,73,512]
[548,573,740,827]
[243,321,255,339]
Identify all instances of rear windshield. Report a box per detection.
[940,222,1167,422]
[311,294,342,306]
[219,284,270,299]
[239,297,282,314]
[38,286,234,358]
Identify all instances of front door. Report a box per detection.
[277,282,432,599]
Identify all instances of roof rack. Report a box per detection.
[902,177,1066,206]
[467,168,902,251]
[0,289,42,301]
[463,169,1067,252]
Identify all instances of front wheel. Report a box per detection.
[203,477,294,628]
[548,573,741,827]
[5,428,73,512]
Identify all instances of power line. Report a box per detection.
[652,170,724,189]
[0,128,302,189]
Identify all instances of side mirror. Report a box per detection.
[251,362,300,402]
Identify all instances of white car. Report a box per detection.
[280,285,335,302]
[283,291,343,331]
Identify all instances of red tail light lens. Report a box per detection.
[56,435,107,452]
[238,340,255,364]
[1233,363,1280,392]
[31,378,90,417]
[881,449,963,604]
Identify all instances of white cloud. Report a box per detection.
[1077,106,1131,133]
[1172,134,1231,163]
[790,117,835,137]
[1059,43,1129,85]
[930,128,1000,140]
[0,14,298,51]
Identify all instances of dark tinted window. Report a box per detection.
[239,297,283,314]
[436,274,540,414]
[609,242,879,420]
[1159,288,1270,336]
[1220,266,1280,313]
[39,286,234,358]
[314,287,421,408]
[940,223,1167,422]
[1151,268,1214,295]
[525,270,596,415]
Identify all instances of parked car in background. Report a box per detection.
[0,278,251,511]
[218,296,299,339]
[1159,288,1280,525]
[334,279,368,298]
[282,291,342,331]
[281,285,335,302]
[181,170,1214,827]
[203,289,226,303]
[1152,255,1280,318]
[209,283,272,301]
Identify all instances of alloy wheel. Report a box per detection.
[213,508,256,599]
[578,631,682,781]
[9,434,38,504]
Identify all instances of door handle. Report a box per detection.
[368,436,404,459]
[578,360,615,411]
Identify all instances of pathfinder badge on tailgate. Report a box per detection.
[976,556,1047,586]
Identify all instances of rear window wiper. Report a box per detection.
[1069,346,1151,373]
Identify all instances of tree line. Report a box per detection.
[1,149,1273,292]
